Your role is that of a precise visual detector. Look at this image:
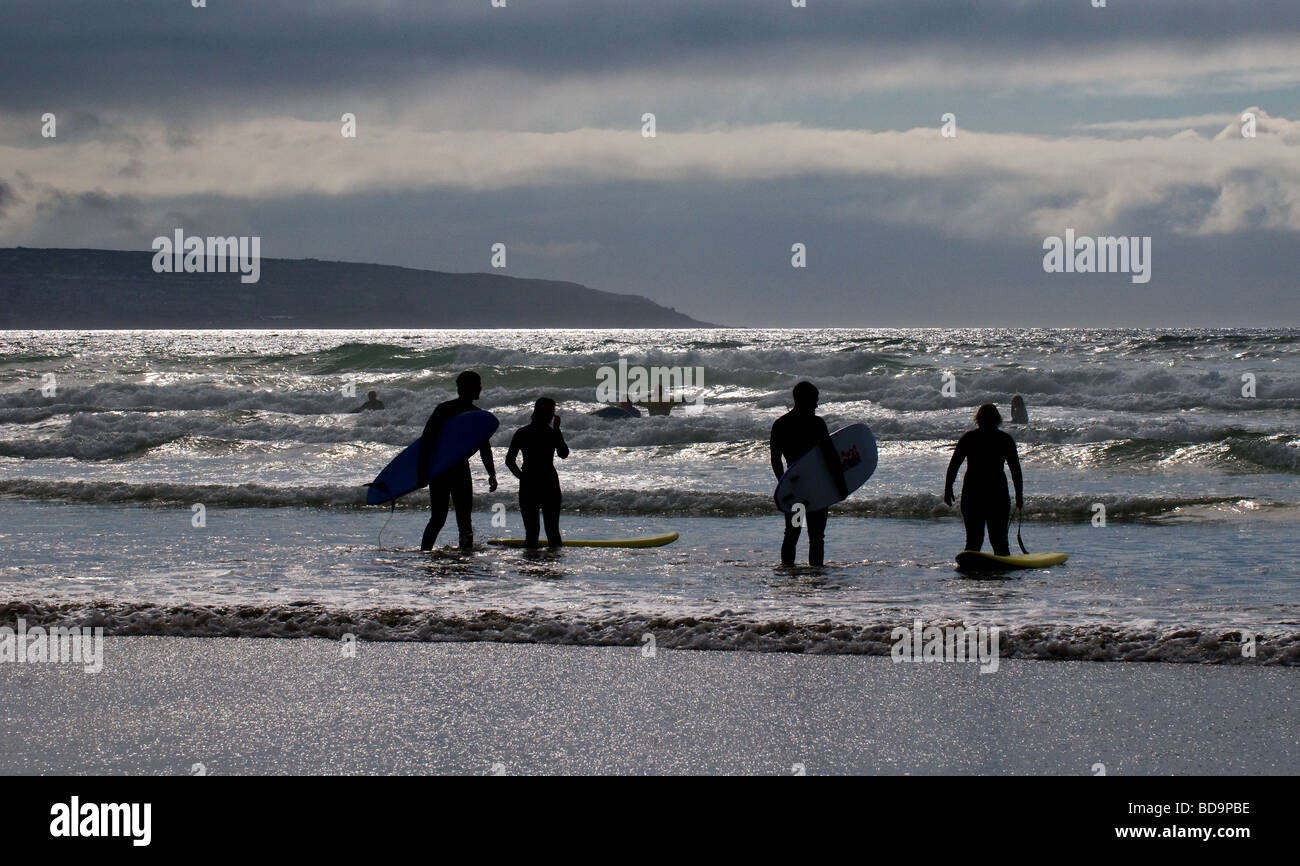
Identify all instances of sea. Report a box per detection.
[1,328,1296,663]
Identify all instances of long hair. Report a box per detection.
[532,397,556,422]
[974,403,1002,428]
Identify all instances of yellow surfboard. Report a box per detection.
[488,532,679,549]
[955,550,1067,572]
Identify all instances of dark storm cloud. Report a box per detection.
[29,186,146,237]
[0,0,1295,114]
[2,1,1296,325]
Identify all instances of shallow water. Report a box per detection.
[1,328,1297,662]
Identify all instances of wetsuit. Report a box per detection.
[418,397,495,550]
[1010,397,1028,424]
[770,408,843,567]
[945,427,1023,555]
[505,420,569,548]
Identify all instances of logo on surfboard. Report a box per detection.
[839,444,861,469]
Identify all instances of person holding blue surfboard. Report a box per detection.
[770,381,847,568]
[418,370,498,551]
[944,403,1023,556]
[505,397,569,549]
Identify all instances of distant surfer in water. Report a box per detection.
[1010,394,1028,424]
[418,371,497,551]
[505,397,569,549]
[770,381,846,567]
[351,390,385,412]
[590,398,641,419]
[944,403,1023,556]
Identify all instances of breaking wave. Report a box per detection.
[0,391,1296,469]
[0,477,1291,520]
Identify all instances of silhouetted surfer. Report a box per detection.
[770,381,845,567]
[1010,394,1028,424]
[351,390,385,412]
[641,400,675,417]
[944,403,1023,556]
[418,371,497,551]
[505,397,569,548]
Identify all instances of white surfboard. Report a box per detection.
[773,423,878,514]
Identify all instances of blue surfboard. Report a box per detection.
[365,409,499,505]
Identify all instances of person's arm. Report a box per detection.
[480,438,497,491]
[416,410,446,484]
[817,418,848,499]
[944,436,966,506]
[1007,436,1024,510]
[505,431,523,480]
[770,421,785,481]
[554,419,569,460]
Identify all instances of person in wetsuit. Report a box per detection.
[505,397,569,548]
[770,381,846,567]
[417,370,497,551]
[1010,394,1028,424]
[944,403,1023,555]
[351,390,385,412]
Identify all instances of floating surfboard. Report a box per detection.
[774,423,878,514]
[488,532,679,549]
[955,550,1068,573]
[365,409,499,505]
[590,405,640,419]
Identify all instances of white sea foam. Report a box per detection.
[2,600,1295,665]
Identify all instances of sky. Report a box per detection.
[0,0,1297,327]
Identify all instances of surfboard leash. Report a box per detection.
[364,481,398,550]
[1016,505,1029,555]
[377,500,396,550]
